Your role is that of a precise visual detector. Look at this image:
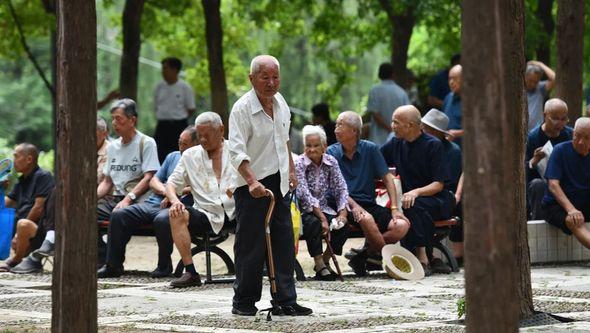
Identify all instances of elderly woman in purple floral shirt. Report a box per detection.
[295,125,349,281]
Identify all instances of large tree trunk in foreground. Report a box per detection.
[555,0,584,123]
[52,1,97,332]
[202,0,229,129]
[119,0,145,101]
[462,0,532,331]
[535,0,554,64]
[378,0,415,89]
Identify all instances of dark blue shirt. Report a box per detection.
[326,140,389,205]
[525,125,573,183]
[442,92,462,147]
[429,69,450,101]
[441,139,462,192]
[7,166,54,220]
[543,141,590,206]
[144,151,181,206]
[380,133,448,193]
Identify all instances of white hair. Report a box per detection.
[195,111,223,128]
[574,117,590,130]
[250,55,280,75]
[97,116,108,132]
[339,111,363,139]
[302,125,327,146]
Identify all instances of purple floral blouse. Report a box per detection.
[295,153,349,215]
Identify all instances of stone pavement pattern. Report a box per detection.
[1,237,589,332]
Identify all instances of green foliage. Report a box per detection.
[457,297,466,318]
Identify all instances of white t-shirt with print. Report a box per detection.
[103,131,160,196]
[154,79,196,120]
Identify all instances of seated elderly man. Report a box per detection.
[541,117,590,250]
[167,112,237,288]
[381,105,454,275]
[97,126,198,278]
[295,125,349,281]
[0,143,54,272]
[96,99,160,265]
[326,111,410,276]
[526,98,573,220]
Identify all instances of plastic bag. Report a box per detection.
[291,194,302,254]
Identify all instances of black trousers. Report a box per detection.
[401,193,451,251]
[527,178,546,220]
[97,196,124,263]
[106,203,172,270]
[232,172,297,308]
[155,119,188,163]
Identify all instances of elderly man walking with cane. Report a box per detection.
[229,55,312,317]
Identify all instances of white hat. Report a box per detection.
[421,108,451,136]
[382,243,425,280]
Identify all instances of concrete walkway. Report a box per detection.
[1,239,589,332]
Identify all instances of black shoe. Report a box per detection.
[420,262,432,277]
[314,267,336,281]
[430,258,452,274]
[11,256,43,274]
[344,244,368,260]
[348,250,367,277]
[366,253,383,271]
[232,304,258,316]
[150,265,173,278]
[170,272,202,288]
[97,264,124,278]
[271,303,313,316]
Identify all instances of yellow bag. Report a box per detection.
[291,195,302,254]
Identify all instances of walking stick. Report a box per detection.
[262,189,278,321]
[323,234,344,282]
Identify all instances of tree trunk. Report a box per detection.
[462,0,532,331]
[52,1,97,332]
[202,0,229,129]
[119,0,145,101]
[555,0,584,122]
[378,0,415,89]
[535,0,554,64]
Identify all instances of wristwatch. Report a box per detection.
[127,192,137,202]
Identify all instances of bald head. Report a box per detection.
[392,105,422,140]
[574,117,590,132]
[449,65,462,94]
[573,117,590,156]
[544,98,568,114]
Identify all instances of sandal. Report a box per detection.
[314,266,336,281]
[0,259,20,273]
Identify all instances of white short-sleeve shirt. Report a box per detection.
[103,131,160,196]
[154,79,196,120]
[167,143,237,234]
[228,89,291,196]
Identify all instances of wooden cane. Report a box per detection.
[323,234,344,281]
[263,189,277,294]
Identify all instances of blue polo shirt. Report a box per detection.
[326,140,389,205]
[144,151,181,206]
[542,141,590,206]
[525,125,573,183]
[380,133,448,193]
[442,92,462,147]
[441,139,462,192]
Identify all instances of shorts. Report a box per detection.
[347,201,391,232]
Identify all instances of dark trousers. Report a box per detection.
[302,212,345,258]
[97,196,123,263]
[527,178,546,220]
[401,195,450,251]
[232,172,296,308]
[106,203,172,270]
[155,119,188,163]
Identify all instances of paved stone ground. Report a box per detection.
[1,237,590,332]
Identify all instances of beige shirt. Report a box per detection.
[228,89,291,196]
[168,142,237,234]
[97,139,109,184]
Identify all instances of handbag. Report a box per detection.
[290,193,303,254]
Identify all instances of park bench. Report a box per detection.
[97,220,236,284]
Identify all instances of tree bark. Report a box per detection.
[378,0,415,89]
[462,0,532,331]
[202,0,229,129]
[535,0,554,64]
[555,0,584,122]
[119,0,145,101]
[52,1,97,332]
